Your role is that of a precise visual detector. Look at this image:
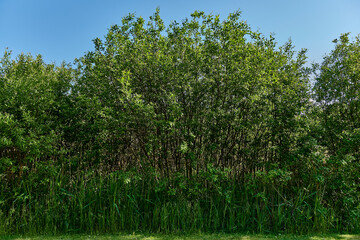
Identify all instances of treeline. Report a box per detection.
[1,10,360,234]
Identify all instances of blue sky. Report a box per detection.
[0,0,359,65]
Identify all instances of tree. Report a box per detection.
[0,51,73,184]
[314,33,360,156]
[74,9,310,178]
[313,33,360,224]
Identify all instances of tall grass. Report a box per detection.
[1,169,357,235]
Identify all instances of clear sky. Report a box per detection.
[0,0,359,66]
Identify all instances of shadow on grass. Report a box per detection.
[1,233,360,240]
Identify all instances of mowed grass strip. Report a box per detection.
[1,234,360,240]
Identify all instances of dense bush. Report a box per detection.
[0,10,359,234]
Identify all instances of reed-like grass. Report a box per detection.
[1,169,358,235]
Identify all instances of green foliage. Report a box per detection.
[73,9,310,178]
[0,10,359,235]
[313,33,360,229]
[0,52,73,184]
[314,33,360,156]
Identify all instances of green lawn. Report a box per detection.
[1,234,360,240]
